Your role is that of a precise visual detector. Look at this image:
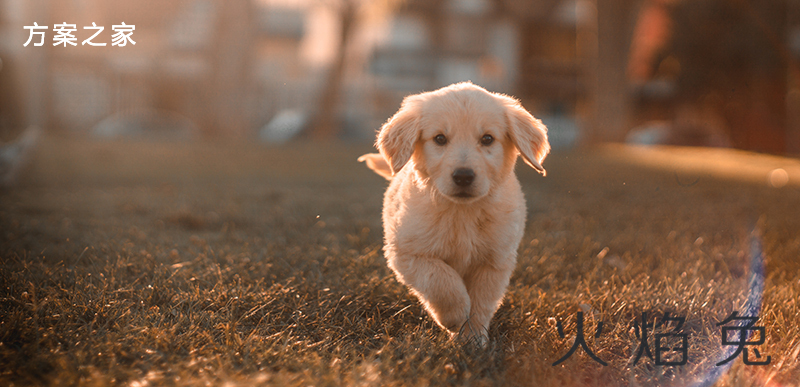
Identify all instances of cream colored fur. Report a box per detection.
[359,82,550,344]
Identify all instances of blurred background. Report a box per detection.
[1,0,799,154]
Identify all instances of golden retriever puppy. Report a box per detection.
[358,82,549,344]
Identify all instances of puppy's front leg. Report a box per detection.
[463,263,514,343]
[390,255,471,334]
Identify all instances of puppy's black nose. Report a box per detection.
[452,168,475,187]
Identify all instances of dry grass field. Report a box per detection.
[1,137,799,386]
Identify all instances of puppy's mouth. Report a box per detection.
[446,189,480,202]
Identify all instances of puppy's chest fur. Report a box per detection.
[385,170,524,275]
[419,206,498,272]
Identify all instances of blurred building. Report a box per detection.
[361,0,588,147]
[0,0,326,140]
[354,0,800,153]
[1,0,799,154]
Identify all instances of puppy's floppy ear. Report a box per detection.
[501,96,550,176]
[377,95,421,175]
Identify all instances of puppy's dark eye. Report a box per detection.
[434,134,447,146]
[480,134,494,146]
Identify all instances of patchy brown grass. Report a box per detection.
[1,138,798,386]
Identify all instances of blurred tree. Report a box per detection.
[589,0,639,144]
[628,0,797,153]
[311,0,406,140]
[0,57,25,140]
[673,0,793,153]
[208,0,255,140]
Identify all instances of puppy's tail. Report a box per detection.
[358,153,393,180]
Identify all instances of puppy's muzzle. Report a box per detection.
[452,168,475,187]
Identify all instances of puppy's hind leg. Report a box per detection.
[390,255,471,335]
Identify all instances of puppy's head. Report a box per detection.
[377,82,550,203]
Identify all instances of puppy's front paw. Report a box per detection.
[431,299,470,333]
[453,317,489,346]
